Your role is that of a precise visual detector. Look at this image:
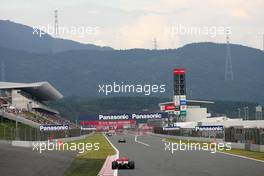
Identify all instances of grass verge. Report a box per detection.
[164,137,264,161]
[64,133,116,176]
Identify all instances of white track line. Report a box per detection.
[103,133,119,176]
[216,151,264,163]
[135,135,150,147]
[161,137,264,163]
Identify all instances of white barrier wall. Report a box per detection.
[260,145,264,152]
[11,133,93,148]
[229,142,245,150]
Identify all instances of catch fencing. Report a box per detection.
[0,126,85,141]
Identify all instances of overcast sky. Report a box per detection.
[1,0,263,49]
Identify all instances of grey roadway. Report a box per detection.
[108,133,264,176]
[0,142,75,176]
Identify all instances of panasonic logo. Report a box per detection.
[131,113,162,119]
[80,113,167,121]
[98,114,129,120]
[195,126,224,131]
[39,125,69,131]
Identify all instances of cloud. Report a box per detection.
[231,8,250,20]
[118,14,180,49]
[144,0,189,14]
[1,0,263,49]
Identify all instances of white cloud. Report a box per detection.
[118,14,180,49]
[231,8,250,20]
[143,0,189,15]
[0,0,263,49]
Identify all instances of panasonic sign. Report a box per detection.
[80,113,167,121]
[99,114,129,120]
[131,113,162,120]
[195,125,224,131]
[39,125,69,131]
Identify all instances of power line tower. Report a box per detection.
[153,38,157,50]
[225,34,234,81]
[238,108,241,118]
[1,60,5,81]
[244,106,249,120]
[54,10,59,38]
[52,10,59,53]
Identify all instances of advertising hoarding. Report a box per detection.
[39,125,69,131]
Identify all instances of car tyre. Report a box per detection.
[128,161,135,169]
[112,161,118,169]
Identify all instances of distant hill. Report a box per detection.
[49,97,169,121]
[0,42,263,104]
[0,20,113,53]
[48,97,259,122]
[0,20,263,104]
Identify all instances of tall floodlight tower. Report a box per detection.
[255,105,262,120]
[1,60,5,81]
[153,38,157,50]
[54,10,59,38]
[52,10,59,53]
[238,108,241,118]
[159,68,187,126]
[173,68,187,121]
[244,106,249,120]
[225,34,234,81]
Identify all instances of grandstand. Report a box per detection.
[0,81,74,128]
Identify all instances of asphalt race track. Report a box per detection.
[109,133,264,176]
[0,142,75,176]
[0,134,263,176]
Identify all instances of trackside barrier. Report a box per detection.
[12,140,33,147]
[0,140,12,145]
[260,145,264,152]
[11,133,94,148]
[151,133,263,152]
[150,133,223,143]
[250,144,264,152]
[230,142,245,150]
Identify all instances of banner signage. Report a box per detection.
[79,113,168,121]
[180,105,187,111]
[39,125,69,131]
[80,120,135,126]
[180,100,187,105]
[173,68,185,75]
[195,125,224,131]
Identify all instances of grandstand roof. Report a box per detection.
[0,81,63,101]
[187,99,214,105]
[159,99,214,106]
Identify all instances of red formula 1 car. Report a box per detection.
[112,157,135,169]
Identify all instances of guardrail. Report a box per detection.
[11,133,94,148]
